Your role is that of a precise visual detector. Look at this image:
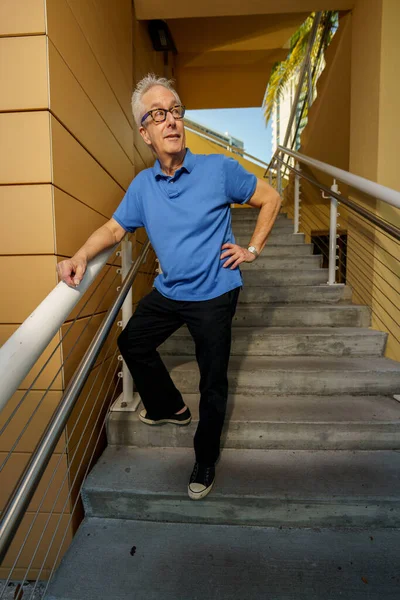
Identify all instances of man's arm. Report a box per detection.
[221,178,282,269]
[57,218,127,287]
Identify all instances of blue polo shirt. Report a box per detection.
[112,149,257,301]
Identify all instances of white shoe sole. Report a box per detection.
[138,410,191,426]
[188,479,215,501]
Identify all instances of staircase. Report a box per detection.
[46,211,400,600]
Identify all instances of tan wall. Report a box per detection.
[0,0,135,580]
[283,4,400,362]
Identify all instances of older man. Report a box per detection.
[57,74,281,500]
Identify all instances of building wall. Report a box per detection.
[0,0,168,580]
[283,4,400,362]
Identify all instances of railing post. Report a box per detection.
[328,180,339,285]
[294,161,300,234]
[268,168,273,186]
[277,158,282,196]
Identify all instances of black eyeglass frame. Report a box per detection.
[141,104,186,125]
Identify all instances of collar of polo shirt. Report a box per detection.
[153,148,196,179]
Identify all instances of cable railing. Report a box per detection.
[0,234,155,598]
[269,144,400,360]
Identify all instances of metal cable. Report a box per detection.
[0,326,122,593]
[0,248,123,439]
[15,341,121,593]
[29,356,122,599]
[0,267,123,470]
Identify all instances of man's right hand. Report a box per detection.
[57,256,87,288]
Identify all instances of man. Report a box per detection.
[57,74,281,501]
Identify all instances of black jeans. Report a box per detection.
[117,286,240,465]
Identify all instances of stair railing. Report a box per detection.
[0,235,152,598]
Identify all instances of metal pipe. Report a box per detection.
[274,156,400,240]
[0,241,150,564]
[278,145,400,210]
[328,180,339,285]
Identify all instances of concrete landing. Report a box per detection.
[45,518,400,600]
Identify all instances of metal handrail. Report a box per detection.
[277,145,400,210]
[275,155,400,240]
[0,245,118,415]
[0,240,150,563]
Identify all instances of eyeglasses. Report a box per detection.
[141,104,186,125]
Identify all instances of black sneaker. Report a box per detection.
[188,462,215,500]
[138,406,192,426]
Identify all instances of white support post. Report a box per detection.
[114,237,138,411]
[294,161,300,234]
[328,180,340,285]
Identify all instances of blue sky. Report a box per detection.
[186,107,273,164]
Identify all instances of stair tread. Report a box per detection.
[84,446,400,499]
[46,517,400,600]
[112,393,400,423]
[164,355,400,373]
[169,326,385,337]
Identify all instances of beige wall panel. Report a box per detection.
[133,146,147,174]
[66,265,119,321]
[0,513,73,579]
[0,185,54,255]
[135,0,354,19]
[0,36,48,111]
[0,452,69,513]
[377,0,400,191]
[0,326,63,391]
[350,0,383,180]
[46,0,134,161]
[53,188,107,257]
[92,0,133,85]
[67,358,117,455]
[0,0,46,36]
[66,0,133,126]
[61,315,120,385]
[51,117,125,217]
[0,257,56,327]
[0,255,57,323]
[48,42,133,190]
[0,390,64,454]
[0,112,51,184]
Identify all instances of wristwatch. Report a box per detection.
[247,245,259,259]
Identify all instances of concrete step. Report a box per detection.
[235,232,305,245]
[250,243,314,256]
[240,284,353,304]
[242,269,328,285]
[240,254,322,270]
[108,393,400,451]
[231,209,288,222]
[233,304,370,327]
[81,446,400,528]
[160,327,386,357]
[164,356,400,395]
[45,517,400,600]
[233,221,294,234]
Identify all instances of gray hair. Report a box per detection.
[131,73,181,127]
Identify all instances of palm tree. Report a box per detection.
[264,11,338,127]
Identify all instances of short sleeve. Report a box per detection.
[222,157,257,204]
[112,178,144,232]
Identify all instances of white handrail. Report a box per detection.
[278,145,400,209]
[0,245,117,415]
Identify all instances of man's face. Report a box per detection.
[139,85,186,158]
